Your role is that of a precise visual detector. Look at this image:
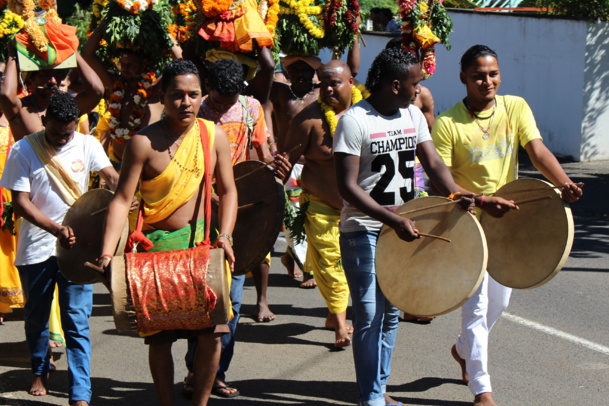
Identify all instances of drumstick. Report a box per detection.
[84,262,112,291]
[500,182,584,195]
[90,207,107,216]
[233,144,302,182]
[238,201,263,210]
[513,195,552,205]
[380,227,451,243]
[395,199,460,216]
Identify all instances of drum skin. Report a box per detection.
[57,189,128,284]
[110,248,230,335]
[231,161,285,275]
[481,178,574,289]
[376,196,487,317]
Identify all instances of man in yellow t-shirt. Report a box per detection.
[432,44,583,406]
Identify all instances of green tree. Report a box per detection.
[538,0,609,20]
[359,0,398,19]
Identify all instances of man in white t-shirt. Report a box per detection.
[333,48,473,406]
[0,92,118,406]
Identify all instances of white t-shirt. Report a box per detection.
[333,100,431,232]
[0,132,111,265]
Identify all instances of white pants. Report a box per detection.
[455,272,512,395]
[285,164,307,267]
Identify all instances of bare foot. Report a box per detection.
[334,328,351,349]
[256,300,276,322]
[70,401,90,406]
[474,392,497,406]
[451,344,469,384]
[29,374,48,396]
[49,340,63,348]
[299,273,317,289]
[325,316,354,334]
[281,253,303,279]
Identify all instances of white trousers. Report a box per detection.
[455,272,512,395]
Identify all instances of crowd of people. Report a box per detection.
[0,4,584,406]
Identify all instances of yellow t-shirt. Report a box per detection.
[432,95,541,196]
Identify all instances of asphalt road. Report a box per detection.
[1,160,608,406]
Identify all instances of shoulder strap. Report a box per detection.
[198,119,212,245]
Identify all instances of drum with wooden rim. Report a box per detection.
[57,189,128,284]
[375,196,488,318]
[109,247,230,335]
[480,178,574,289]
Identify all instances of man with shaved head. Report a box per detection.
[281,60,363,348]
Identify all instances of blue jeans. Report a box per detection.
[18,256,93,404]
[340,230,400,406]
[186,273,245,382]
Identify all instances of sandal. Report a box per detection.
[212,384,240,398]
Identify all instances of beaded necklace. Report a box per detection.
[161,118,201,178]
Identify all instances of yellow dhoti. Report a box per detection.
[301,193,349,314]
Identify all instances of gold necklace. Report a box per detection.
[161,119,201,178]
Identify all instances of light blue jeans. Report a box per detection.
[340,230,400,406]
[18,256,93,404]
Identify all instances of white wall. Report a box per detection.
[319,10,609,161]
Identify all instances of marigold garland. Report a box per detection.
[318,85,363,137]
[201,0,233,18]
[0,9,24,38]
[168,0,196,43]
[261,0,280,37]
[22,0,62,52]
[107,72,156,143]
[279,0,324,38]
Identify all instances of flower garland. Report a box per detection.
[399,0,452,79]
[0,9,24,38]
[117,0,158,14]
[168,0,196,43]
[107,72,156,143]
[21,0,61,52]
[279,0,324,38]
[201,0,233,18]
[88,0,109,34]
[260,0,280,37]
[318,85,363,137]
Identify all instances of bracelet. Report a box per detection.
[448,192,461,200]
[479,194,485,207]
[218,233,233,246]
[97,254,113,262]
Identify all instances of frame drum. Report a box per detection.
[480,178,574,289]
[57,189,128,284]
[376,196,487,317]
[232,161,285,275]
[110,248,230,335]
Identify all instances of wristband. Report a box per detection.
[448,192,461,200]
[479,194,485,207]
[218,233,233,246]
[97,254,113,262]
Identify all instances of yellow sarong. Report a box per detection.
[301,193,349,314]
[0,126,24,313]
[140,120,215,224]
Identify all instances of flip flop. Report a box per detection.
[212,384,240,398]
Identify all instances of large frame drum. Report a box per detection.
[481,178,574,289]
[57,189,128,284]
[376,196,487,317]
[232,161,285,275]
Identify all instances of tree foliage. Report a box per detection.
[358,0,398,18]
[536,0,609,20]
